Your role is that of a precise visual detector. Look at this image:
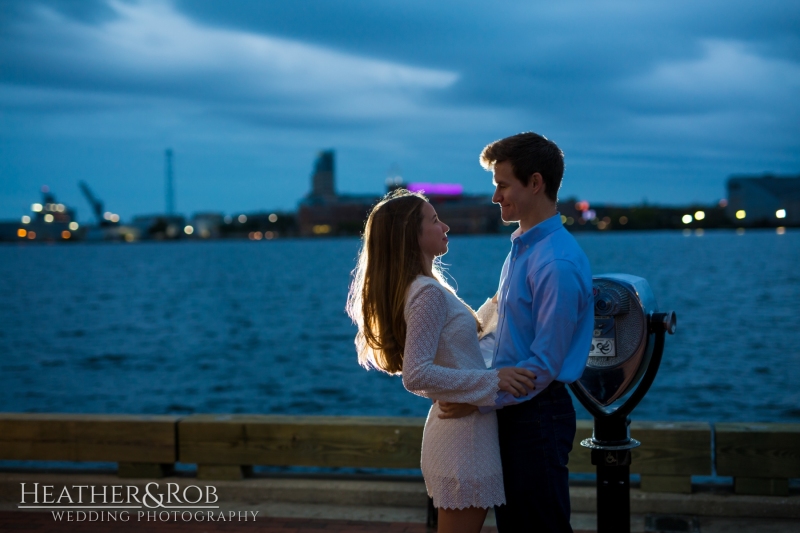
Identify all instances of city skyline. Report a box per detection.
[2,0,799,221]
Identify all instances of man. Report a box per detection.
[440,132,593,532]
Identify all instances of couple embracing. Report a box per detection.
[347,132,594,533]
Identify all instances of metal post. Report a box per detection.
[426,496,438,528]
[588,415,637,533]
[596,458,631,533]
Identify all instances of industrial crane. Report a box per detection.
[78,181,116,226]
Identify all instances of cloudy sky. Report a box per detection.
[2,0,798,221]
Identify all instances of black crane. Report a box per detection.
[78,181,113,226]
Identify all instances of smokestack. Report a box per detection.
[165,148,174,215]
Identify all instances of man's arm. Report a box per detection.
[437,401,478,418]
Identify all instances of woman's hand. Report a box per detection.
[497,367,536,397]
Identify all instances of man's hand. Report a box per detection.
[497,367,536,397]
[437,401,478,419]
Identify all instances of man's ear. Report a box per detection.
[529,172,546,196]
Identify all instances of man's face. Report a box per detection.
[491,161,537,224]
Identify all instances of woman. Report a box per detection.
[346,189,535,533]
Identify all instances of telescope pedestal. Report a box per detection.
[583,416,640,533]
[593,449,631,533]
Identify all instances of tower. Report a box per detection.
[165,148,174,215]
[310,150,336,199]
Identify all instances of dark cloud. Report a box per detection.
[1,0,798,220]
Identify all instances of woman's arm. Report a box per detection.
[401,284,501,405]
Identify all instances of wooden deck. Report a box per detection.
[0,511,515,532]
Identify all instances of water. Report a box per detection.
[1,229,798,423]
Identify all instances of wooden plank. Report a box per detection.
[569,420,711,477]
[640,474,692,494]
[117,462,173,479]
[0,413,179,463]
[179,415,426,469]
[197,465,252,480]
[734,477,790,497]
[716,423,800,478]
[630,421,711,476]
[181,416,709,479]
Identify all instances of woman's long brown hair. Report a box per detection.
[346,189,437,374]
[347,189,481,374]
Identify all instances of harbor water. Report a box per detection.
[1,229,798,423]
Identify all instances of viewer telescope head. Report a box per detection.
[571,274,676,418]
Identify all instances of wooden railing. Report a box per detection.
[1,413,797,496]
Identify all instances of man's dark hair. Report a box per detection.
[480,132,564,202]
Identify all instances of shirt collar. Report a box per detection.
[510,213,563,247]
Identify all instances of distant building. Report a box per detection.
[726,174,800,226]
[190,212,224,239]
[311,150,336,200]
[130,214,186,240]
[298,150,378,236]
[297,151,504,236]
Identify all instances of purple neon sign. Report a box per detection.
[407,183,463,196]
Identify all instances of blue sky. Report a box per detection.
[2,0,799,222]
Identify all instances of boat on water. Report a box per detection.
[0,187,84,243]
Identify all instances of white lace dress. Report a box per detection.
[402,275,505,510]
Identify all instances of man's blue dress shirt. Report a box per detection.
[482,213,594,411]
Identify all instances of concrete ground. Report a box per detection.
[1,471,798,532]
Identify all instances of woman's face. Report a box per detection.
[418,201,450,262]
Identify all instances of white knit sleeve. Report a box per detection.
[476,297,498,340]
[401,284,499,406]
